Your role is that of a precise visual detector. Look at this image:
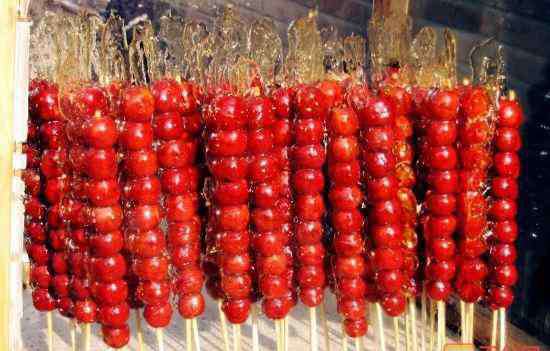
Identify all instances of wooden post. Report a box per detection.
[0,2,17,351]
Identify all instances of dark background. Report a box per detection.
[33,0,550,344]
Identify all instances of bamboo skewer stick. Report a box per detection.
[84,323,91,351]
[46,312,53,351]
[135,310,144,351]
[218,301,230,351]
[429,302,435,351]
[409,299,418,351]
[251,306,259,351]
[421,290,427,351]
[491,310,498,348]
[186,319,193,351]
[354,336,361,351]
[310,307,318,351]
[157,328,165,351]
[342,330,347,351]
[375,303,387,351]
[70,318,76,351]
[469,303,475,343]
[192,318,201,351]
[393,317,400,351]
[320,302,330,351]
[436,302,445,351]
[276,320,282,351]
[460,301,466,343]
[284,316,289,351]
[405,313,411,351]
[232,324,241,351]
[499,308,506,351]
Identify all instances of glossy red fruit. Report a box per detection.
[222,298,251,324]
[119,122,154,150]
[292,169,325,195]
[74,300,97,323]
[426,121,457,146]
[457,259,487,281]
[299,287,324,307]
[338,298,366,320]
[88,179,121,207]
[429,89,459,120]
[343,318,368,337]
[27,242,50,265]
[495,127,521,152]
[331,209,363,233]
[178,293,205,318]
[99,302,130,328]
[297,265,325,288]
[134,256,169,281]
[151,79,183,113]
[360,96,394,127]
[333,233,364,256]
[175,267,204,294]
[426,260,456,281]
[102,324,130,348]
[84,116,118,148]
[86,148,117,180]
[124,176,161,204]
[456,281,484,303]
[338,278,367,299]
[380,293,407,316]
[371,224,402,248]
[262,296,293,320]
[122,86,155,122]
[493,264,518,286]
[488,286,514,308]
[294,118,324,145]
[206,95,246,130]
[461,86,490,117]
[373,248,404,270]
[153,111,184,140]
[318,80,343,108]
[427,170,458,194]
[297,243,325,265]
[92,280,128,306]
[144,302,172,328]
[492,177,518,199]
[460,120,491,145]
[490,198,517,221]
[363,151,395,178]
[426,146,457,170]
[215,205,249,231]
[295,86,326,119]
[430,238,456,260]
[494,152,520,178]
[427,280,452,301]
[493,221,518,243]
[35,85,61,120]
[260,275,289,299]
[376,270,404,293]
[92,205,123,233]
[30,265,51,288]
[490,243,517,265]
[258,254,288,276]
[295,221,323,245]
[208,157,248,182]
[92,254,126,283]
[90,230,124,257]
[271,88,292,118]
[329,107,359,136]
[498,99,523,128]
[221,273,252,299]
[160,167,198,195]
[129,229,166,258]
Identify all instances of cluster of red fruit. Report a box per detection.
[23,77,522,347]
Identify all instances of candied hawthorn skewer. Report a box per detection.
[422,88,461,302]
[121,86,172,332]
[270,87,296,307]
[205,94,253,324]
[488,93,522,310]
[359,92,407,317]
[247,96,294,320]
[292,86,328,309]
[328,104,369,337]
[151,79,205,321]
[78,85,129,348]
[454,85,492,306]
[37,82,74,318]
[26,80,57,313]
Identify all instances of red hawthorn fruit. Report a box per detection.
[122,86,155,122]
[498,98,523,128]
[102,324,130,348]
[178,293,205,318]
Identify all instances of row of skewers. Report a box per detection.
[23,70,522,350]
